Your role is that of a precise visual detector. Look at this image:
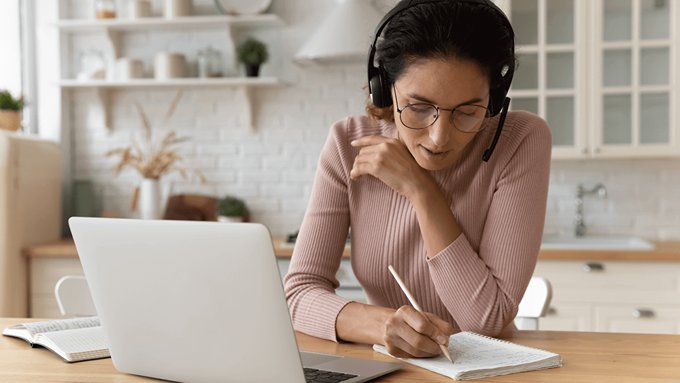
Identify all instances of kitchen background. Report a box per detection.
[54,0,680,239]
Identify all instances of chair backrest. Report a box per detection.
[54,275,97,317]
[514,277,552,330]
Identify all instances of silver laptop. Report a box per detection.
[69,217,400,383]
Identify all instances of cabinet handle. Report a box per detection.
[582,262,605,272]
[633,308,655,319]
[547,307,557,316]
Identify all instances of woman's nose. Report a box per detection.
[429,113,451,147]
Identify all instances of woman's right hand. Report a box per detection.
[383,306,455,358]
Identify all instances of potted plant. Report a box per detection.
[217,195,249,222]
[237,37,269,77]
[0,90,24,132]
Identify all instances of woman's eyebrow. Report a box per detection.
[407,92,484,108]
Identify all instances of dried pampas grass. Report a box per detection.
[106,91,206,183]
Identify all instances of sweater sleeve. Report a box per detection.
[283,119,353,342]
[427,116,552,336]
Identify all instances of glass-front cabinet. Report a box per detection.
[499,0,678,159]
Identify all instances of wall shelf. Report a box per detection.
[55,15,282,32]
[58,77,281,88]
[59,77,282,130]
[56,14,284,132]
[55,15,282,59]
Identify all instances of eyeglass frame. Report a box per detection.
[392,84,491,133]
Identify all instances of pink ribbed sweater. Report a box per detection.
[284,112,551,342]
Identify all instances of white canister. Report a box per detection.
[128,0,152,18]
[116,58,144,80]
[164,0,192,18]
[154,52,187,79]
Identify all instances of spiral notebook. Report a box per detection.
[373,331,561,381]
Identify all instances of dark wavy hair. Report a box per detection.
[366,1,516,121]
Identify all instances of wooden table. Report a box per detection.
[2,318,680,382]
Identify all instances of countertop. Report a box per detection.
[23,238,680,262]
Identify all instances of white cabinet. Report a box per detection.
[534,259,680,333]
[592,0,677,157]
[540,303,592,331]
[508,0,587,158]
[502,0,679,159]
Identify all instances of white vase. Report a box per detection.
[139,178,162,219]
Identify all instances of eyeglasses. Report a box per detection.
[393,85,490,133]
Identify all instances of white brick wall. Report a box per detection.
[547,160,680,240]
[63,0,680,239]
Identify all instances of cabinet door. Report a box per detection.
[594,305,680,334]
[592,0,678,157]
[534,260,680,304]
[540,303,592,331]
[508,0,587,158]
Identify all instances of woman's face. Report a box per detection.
[392,56,490,171]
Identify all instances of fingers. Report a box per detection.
[383,306,451,358]
[349,141,399,180]
[349,146,383,180]
[350,148,382,180]
[385,332,439,358]
[399,306,449,345]
[350,135,396,148]
[425,312,456,338]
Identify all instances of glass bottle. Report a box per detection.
[95,0,117,19]
[197,46,223,78]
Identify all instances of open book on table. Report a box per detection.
[373,331,562,381]
[2,316,109,363]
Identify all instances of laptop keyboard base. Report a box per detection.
[304,367,358,383]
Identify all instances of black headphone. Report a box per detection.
[367,0,515,161]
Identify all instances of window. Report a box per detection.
[0,1,22,96]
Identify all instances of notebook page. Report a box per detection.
[373,332,560,380]
[34,326,109,362]
[449,332,557,370]
[21,317,101,338]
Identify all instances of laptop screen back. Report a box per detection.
[69,217,305,383]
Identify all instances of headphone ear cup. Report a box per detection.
[369,68,393,108]
[489,65,514,116]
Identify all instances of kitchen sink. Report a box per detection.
[540,235,655,251]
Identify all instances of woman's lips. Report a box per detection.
[421,145,449,157]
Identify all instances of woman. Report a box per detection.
[284,0,551,359]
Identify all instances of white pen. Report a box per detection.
[388,264,453,363]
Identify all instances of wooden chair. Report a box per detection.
[54,275,97,317]
[514,277,552,330]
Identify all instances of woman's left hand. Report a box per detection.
[350,135,426,198]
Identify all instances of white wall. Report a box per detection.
[0,0,22,94]
[59,0,680,239]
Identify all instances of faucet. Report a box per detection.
[575,183,607,237]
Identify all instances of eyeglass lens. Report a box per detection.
[400,104,487,132]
